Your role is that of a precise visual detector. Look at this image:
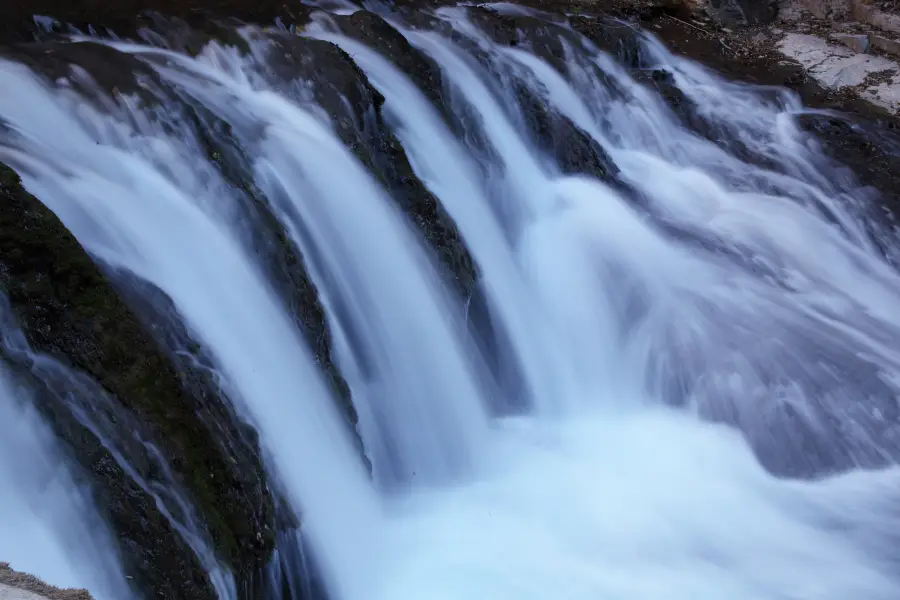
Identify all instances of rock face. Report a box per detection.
[0,163,268,600]
[779,33,894,87]
[776,33,900,112]
[0,563,92,600]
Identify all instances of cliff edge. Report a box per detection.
[0,564,93,600]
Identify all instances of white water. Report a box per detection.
[1,7,900,600]
[0,57,378,599]
[0,366,134,600]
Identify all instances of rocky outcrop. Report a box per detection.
[0,563,92,600]
[262,33,478,296]
[0,161,275,599]
[776,32,900,112]
[463,8,621,181]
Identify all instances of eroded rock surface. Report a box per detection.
[0,564,92,600]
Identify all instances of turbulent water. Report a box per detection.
[2,2,900,599]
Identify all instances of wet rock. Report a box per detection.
[0,0,307,43]
[333,10,446,111]
[459,8,619,181]
[0,165,225,600]
[796,112,900,225]
[333,9,507,181]
[261,31,478,296]
[0,162,274,599]
[570,15,646,67]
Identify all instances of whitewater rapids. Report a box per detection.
[2,3,900,600]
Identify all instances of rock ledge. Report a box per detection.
[0,564,93,600]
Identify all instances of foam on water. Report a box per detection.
[376,411,900,600]
[318,10,900,599]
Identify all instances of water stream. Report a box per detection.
[1,3,900,599]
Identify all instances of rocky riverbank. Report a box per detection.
[639,1,900,218]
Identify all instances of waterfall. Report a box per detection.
[0,365,134,600]
[2,3,900,600]
[0,293,237,600]
[0,54,379,600]
[109,38,493,484]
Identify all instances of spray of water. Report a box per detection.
[2,6,900,600]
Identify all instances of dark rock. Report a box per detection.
[0,163,273,599]
[334,11,446,111]
[333,10,507,193]
[449,8,619,181]
[0,0,309,43]
[795,112,900,253]
[163,42,360,433]
[706,0,778,25]
[570,15,647,67]
[261,31,478,296]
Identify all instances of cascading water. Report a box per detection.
[1,2,900,600]
[0,363,134,600]
[0,292,237,600]
[0,54,379,600]
[121,37,493,484]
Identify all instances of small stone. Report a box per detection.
[830,33,870,53]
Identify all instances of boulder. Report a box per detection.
[830,32,870,53]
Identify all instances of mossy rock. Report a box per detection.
[0,162,275,598]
